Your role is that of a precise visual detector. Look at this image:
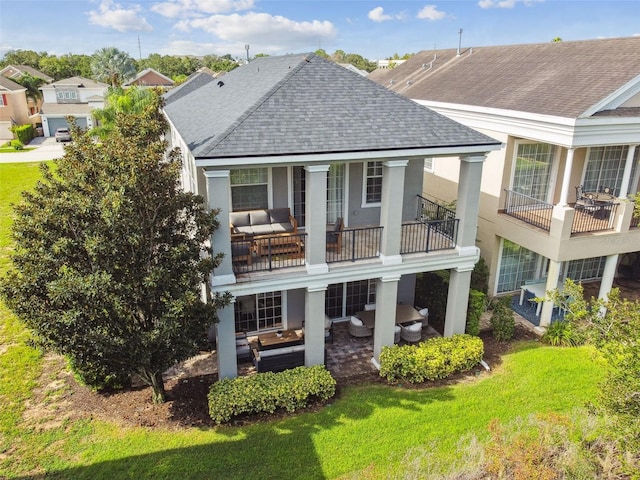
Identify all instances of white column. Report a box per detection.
[304,285,327,366]
[304,165,330,274]
[539,260,561,327]
[618,145,637,199]
[457,155,486,248]
[559,148,575,206]
[444,266,473,336]
[372,275,400,363]
[216,303,238,379]
[379,160,408,265]
[204,170,235,286]
[598,254,619,302]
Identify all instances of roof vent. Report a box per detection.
[389,79,394,85]
[407,80,412,86]
[217,81,224,87]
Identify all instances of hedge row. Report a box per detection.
[208,365,336,424]
[379,334,484,384]
[11,124,34,145]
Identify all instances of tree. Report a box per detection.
[13,73,46,105]
[547,281,640,456]
[1,90,229,403]
[90,47,137,87]
[39,53,92,80]
[90,86,156,140]
[0,49,47,68]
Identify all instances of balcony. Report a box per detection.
[231,219,460,274]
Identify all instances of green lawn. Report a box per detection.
[0,162,606,479]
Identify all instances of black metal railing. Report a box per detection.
[571,203,619,234]
[326,226,383,263]
[417,195,456,223]
[400,219,459,253]
[503,189,553,232]
[231,233,306,273]
[630,213,640,229]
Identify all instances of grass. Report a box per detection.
[0,147,35,153]
[0,161,606,479]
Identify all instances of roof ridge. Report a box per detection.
[202,53,313,153]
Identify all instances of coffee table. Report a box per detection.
[257,329,303,350]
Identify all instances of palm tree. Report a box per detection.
[90,47,136,87]
[90,86,156,140]
[14,73,46,113]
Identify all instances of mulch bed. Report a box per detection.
[27,325,538,430]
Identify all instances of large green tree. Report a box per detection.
[90,47,137,87]
[1,91,228,403]
[90,86,155,140]
[13,72,46,105]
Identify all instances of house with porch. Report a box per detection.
[369,36,640,327]
[162,53,501,379]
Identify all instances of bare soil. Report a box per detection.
[23,325,538,431]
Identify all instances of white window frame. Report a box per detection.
[424,157,434,173]
[509,140,558,203]
[361,160,382,208]
[229,167,271,211]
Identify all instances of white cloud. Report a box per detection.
[182,12,337,53]
[478,0,542,9]
[87,0,153,32]
[368,7,392,23]
[159,40,241,56]
[151,0,254,19]
[417,5,446,21]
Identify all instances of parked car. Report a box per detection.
[54,127,72,142]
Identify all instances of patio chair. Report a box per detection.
[364,303,376,311]
[326,217,344,254]
[324,316,334,344]
[415,306,429,327]
[349,316,373,338]
[394,325,401,344]
[400,321,422,343]
[574,186,598,215]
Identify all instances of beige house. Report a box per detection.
[123,68,174,89]
[0,76,30,140]
[370,37,640,327]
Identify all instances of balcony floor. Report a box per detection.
[501,206,615,234]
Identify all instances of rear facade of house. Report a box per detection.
[163,53,501,378]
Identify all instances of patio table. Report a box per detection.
[356,304,423,329]
[257,329,303,350]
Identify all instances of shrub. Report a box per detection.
[541,320,582,347]
[379,334,484,384]
[10,124,34,144]
[466,289,485,336]
[11,140,24,150]
[490,297,515,341]
[470,256,489,294]
[208,365,336,424]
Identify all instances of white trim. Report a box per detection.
[380,254,403,266]
[194,144,501,168]
[582,73,640,117]
[361,160,383,208]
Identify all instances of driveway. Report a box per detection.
[0,137,66,163]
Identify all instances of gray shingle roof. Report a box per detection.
[163,53,499,160]
[369,37,640,118]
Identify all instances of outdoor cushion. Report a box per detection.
[230,212,251,227]
[350,317,363,326]
[364,303,376,311]
[394,325,401,333]
[325,318,333,329]
[270,208,291,224]
[251,224,275,235]
[291,345,305,352]
[406,322,422,332]
[418,308,429,317]
[271,222,291,233]
[250,209,270,225]
[259,347,294,358]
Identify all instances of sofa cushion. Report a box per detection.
[234,225,254,236]
[271,222,292,233]
[252,224,275,236]
[259,346,294,358]
[250,209,270,225]
[270,208,291,224]
[350,316,363,326]
[291,344,305,352]
[405,322,422,332]
[230,211,251,227]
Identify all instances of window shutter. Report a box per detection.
[1,94,7,106]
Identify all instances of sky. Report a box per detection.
[1,0,639,61]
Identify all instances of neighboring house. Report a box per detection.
[0,64,53,83]
[39,76,108,136]
[0,64,53,120]
[0,76,31,140]
[123,68,175,89]
[370,37,640,327]
[337,63,369,77]
[162,53,501,379]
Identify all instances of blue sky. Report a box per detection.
[1,0,639,61]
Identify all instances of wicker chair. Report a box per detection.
[416,307,429,327]
[400,321,422,343]
[394,325,401,343]
[349,316,373,337]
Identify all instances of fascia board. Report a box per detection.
[581,73,640,117]
[194,144,501,168]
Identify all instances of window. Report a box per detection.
[0,94,6,106]
[583,146,639,196]
[325,280,376,318]
[234,291,282,333]
[230,168,268,211]
[511,142,556,201]
[55,89,78,101]
[327,163,345,223]
[424,157,434,173]
[496,240,540,293]
[565,257,606,282]
[363,161,382,205]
